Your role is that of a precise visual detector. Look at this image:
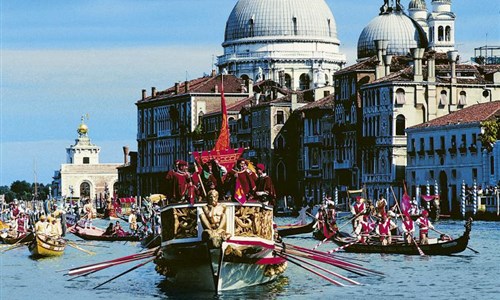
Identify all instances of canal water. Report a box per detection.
[0,218,498,300]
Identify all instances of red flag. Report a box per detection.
[234,178,247,205]
[213,82,230,151]
[401,181,411,214]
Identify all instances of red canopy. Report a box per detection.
[119,197,136,204]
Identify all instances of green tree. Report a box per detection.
[10,180,32,200]
[480,119,500,152]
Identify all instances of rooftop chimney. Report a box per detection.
[142,89,147,100]
[175,82,180,95]
[211,69,217,77]
[247,79,254,97]
[374,40,389,79]
[411,48,425,81]
[427,51,436,82]
[383,54,393,77]
[151,87,157,97]
[447,50,459,84]
[184,81,190,93]
[123,146,129,165]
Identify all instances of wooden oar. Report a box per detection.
[93,257,155,289]
[275,252,345,287]
[390,187,425,256]
[283,252,361,285]
[327,240,358,254]
[67,252,156,276]
[1,232,33,253]
[428,227,479,254]
[67,241,95,255]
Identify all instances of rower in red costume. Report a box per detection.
[416,209,434,245]
[401,213,415,244]
[225,158,257,202]
[255,163,276,205]
[165,160,197,204]
[350,196,366,231]
[376,213,397,245]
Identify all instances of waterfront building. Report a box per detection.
[116,146,138,198]
[406,101,500,216]
[217,0,346,90]
[52,118,120,202]
[135,74,250,196]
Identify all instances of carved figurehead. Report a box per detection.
[200,189,230,248]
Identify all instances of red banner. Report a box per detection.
[213,83,230,151]
[193,148,244,173]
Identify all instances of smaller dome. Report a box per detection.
[409,0,427,10]
[357,11,428,59]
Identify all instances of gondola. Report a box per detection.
[278,221,315,237]
[1,231,35,244]
[28,234,66,257]
[68,225,140,242]
[331,218,473,255]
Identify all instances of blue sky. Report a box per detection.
[1,0,499,186]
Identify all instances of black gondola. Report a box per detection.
[331,218,473,255]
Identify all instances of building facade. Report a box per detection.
[53,118,120,201]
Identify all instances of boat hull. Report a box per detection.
[155,202,287,292]
[278,221,315,237]
[29,234,66,257]
[69,225,140,242]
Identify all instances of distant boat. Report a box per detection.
[68,224,140,242]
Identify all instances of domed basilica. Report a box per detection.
[217,0,346,91]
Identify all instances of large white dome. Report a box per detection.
[357,11,428,59]
[224,0,339,45]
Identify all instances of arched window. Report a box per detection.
[439,90,448,106]
[80,182,91,199]
[249,18,254,37]
[396,115,406,136]
[396,88,406,105]
[293,17,298,35]
[299,73,310,90]
[438,26,444,41]
[445,26,451,42]
[429,27,434,42]
[284,74,292,89]
[241,74,249,82]
[458,91,467,106]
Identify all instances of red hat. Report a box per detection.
[356,196,362,201]
[256,163,265,171]
[422,210,428,217]
[178,160,188,166]
[237,158,246,164]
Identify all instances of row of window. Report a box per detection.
[409,133,479,153]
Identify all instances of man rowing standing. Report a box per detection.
[376,213,397,246]
[350,196,366,231]
[401,213,415,244]
[416,210,434,245]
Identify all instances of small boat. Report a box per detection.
[331,218,473,255]
[1,232,35,244]
[68,225,140,242]
[278,221,315,237]
[28,234,66,257]
[154,202,287,292]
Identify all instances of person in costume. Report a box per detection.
[255,163,276,205]
[401,213,415,244]
[350,196,366,231]
[375,213,397,245]
[225,158,257,202]
[416,210,434,245]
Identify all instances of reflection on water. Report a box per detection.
[0,219,498,300]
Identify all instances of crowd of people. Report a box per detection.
[164,158,276,205]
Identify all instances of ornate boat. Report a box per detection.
[154,202,287,292]
[28,234,66,257]
[68,225,140,242]
[278,221,315,237]
[331,219,472,255]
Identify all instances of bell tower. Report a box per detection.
[428,0,455,53]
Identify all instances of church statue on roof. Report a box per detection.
[380,0,404,14]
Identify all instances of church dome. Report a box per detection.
[409,0,427,10]
[357,11,428,59]
[224,0,339,44]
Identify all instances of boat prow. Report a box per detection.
[28,234,66,258]
[154,202,287,292]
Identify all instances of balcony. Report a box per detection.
[426,149,435,155]
[459,146,467,154]
[448,147,457,155]
[436,148,446,156]
[417,149,426,156]
[408,149,416,157]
